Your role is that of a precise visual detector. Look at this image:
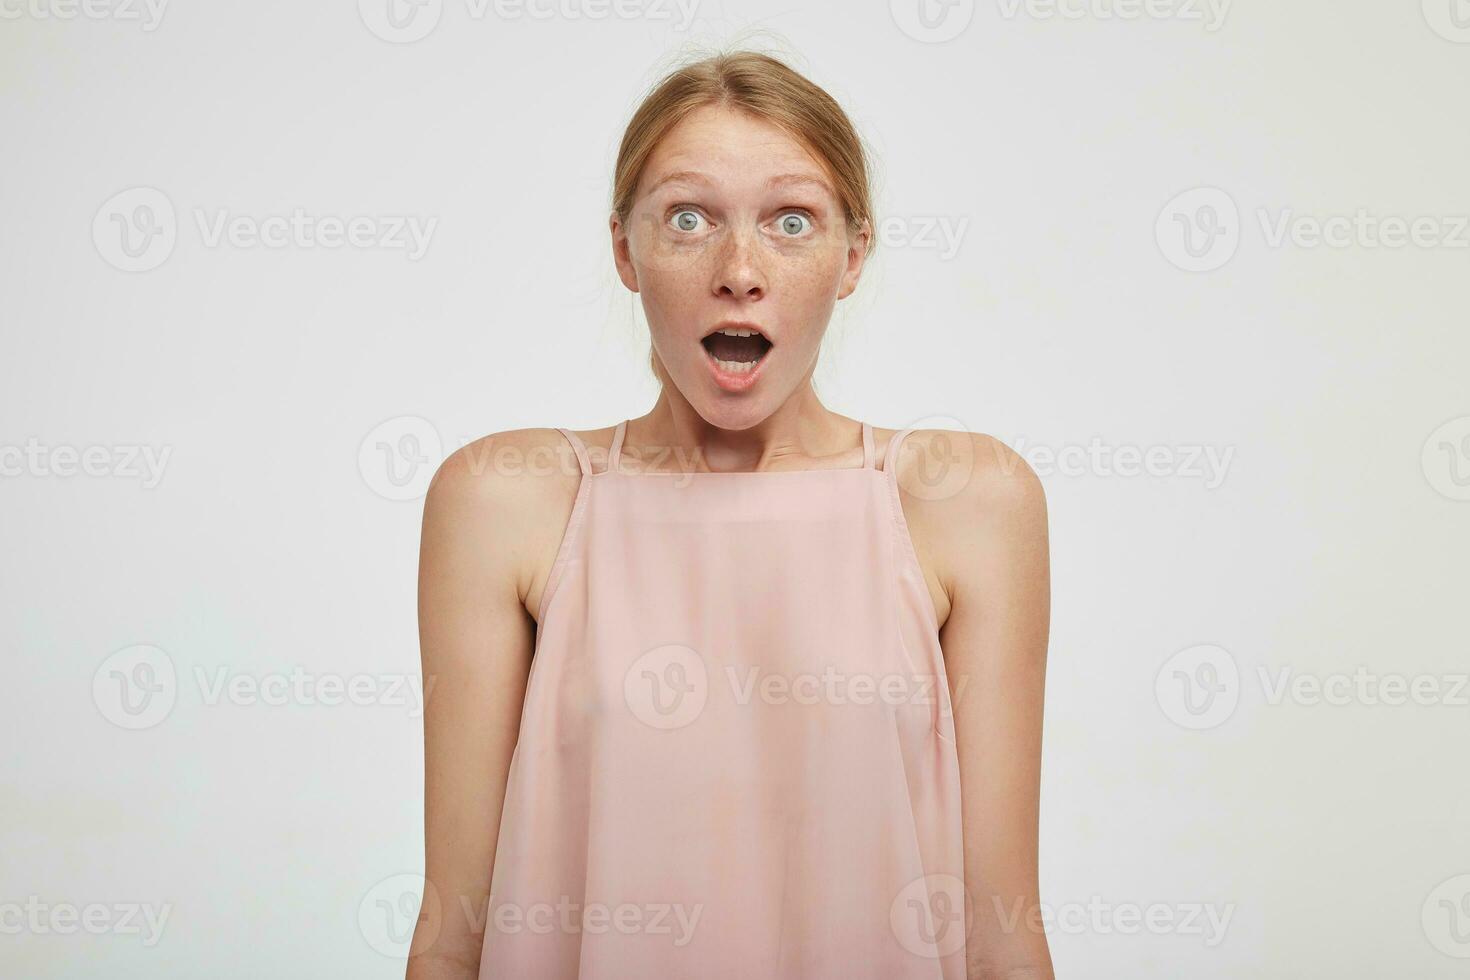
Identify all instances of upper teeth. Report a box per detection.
[716,328,758,338]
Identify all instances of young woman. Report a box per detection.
[410,51,1053,980]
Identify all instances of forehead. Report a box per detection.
[639,104,836,199]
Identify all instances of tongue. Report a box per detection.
[705,333,767,362]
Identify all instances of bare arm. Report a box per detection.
[913,432,1055,980]
[406,436,551,979]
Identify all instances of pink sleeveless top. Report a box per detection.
[478,419,967,979]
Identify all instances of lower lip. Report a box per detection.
[702,343,771,393]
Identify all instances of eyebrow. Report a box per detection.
[646,170,835,196]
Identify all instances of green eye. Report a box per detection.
[671,209,702,232]
[778,212,812,236]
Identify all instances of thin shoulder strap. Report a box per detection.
[861,421,875,469]
[555,427,592,476]
[607,419,627,475]
[883,425,918,486]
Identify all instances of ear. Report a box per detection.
[610,211,640,293]
[835,218,871,300]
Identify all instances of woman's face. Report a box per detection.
[611,104,869,428]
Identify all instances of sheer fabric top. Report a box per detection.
[478,419,966,979]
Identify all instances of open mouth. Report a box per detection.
[700,325,773,376]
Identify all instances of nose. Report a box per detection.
[713,228,765,300]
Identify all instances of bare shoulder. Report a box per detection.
[881,427,1046,521]
[421,426,593,617]
[426,427,584,511]
[878,428,1048,615]
[876,426,1040,511]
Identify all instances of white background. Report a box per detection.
[3,1,1469,976]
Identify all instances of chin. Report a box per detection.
[686,392,775,432]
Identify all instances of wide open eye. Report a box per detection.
[776,211,813,237]
[669,208,705,233]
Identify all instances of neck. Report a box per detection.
[636,382,859,475]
